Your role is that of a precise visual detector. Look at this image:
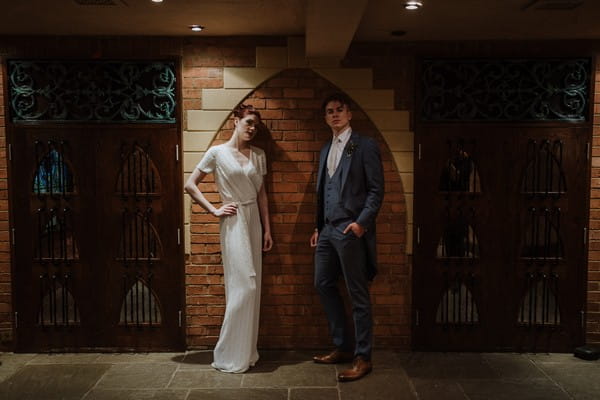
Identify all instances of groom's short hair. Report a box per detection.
[321,92,353,113]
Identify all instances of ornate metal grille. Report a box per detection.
[38,273,80,326]
[436,272,479,325]
[116,140,163,327]
[119,208,161,262]
[120,278,161,326]
[33,141,75,196]
[518,272,560,326]
[117,143,161,197]
[437,222,480,259]
[421,58,590,121]
[522,139,567,197]
[440,140,481,193]
[36,208,79,263]
[8,60,176,123]
[522,207,563,261]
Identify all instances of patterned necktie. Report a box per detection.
[327,139,341,177]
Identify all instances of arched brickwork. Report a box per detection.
[186,69,409,349]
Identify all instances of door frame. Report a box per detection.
[412,122,591,352]
[4,58,186,352]
[412,56,595,351]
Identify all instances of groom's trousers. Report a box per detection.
[314,222,373,359]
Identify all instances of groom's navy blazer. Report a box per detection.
[316,131,384,280]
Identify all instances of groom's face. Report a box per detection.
[324,101,352,135]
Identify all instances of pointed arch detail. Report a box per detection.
[120,279,162,326]
[183,40,413,254]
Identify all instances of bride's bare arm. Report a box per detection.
[258,183,273,251]
[184,169,237,217]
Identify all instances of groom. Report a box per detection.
[310,92,384,382]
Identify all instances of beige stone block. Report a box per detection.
[400,173,414,194]
[346,89,394,110]
[184,195,192,224]
[256,46,288,68]
[183,130,216,152]
[187,110,230,131]
[184,223,191,255]
[202,89,253,110]
[184,151,205,173]
[405,194,413,226]
[392,151,414,173]
[313,68,373,89]
[224,67,283,89]
[380,130,413,152]
[369,110,410,131]
[287,36,308,68]
[406,224,413,255]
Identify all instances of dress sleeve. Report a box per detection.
[196,146,217,174]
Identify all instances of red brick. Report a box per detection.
[283,88,314,98]
[10,61,411,349]
[266,78,298,88]
[266,99,297,110]
[183,67,223,79]
[186,77,224,89]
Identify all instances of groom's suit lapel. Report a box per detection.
[317,140,332,192]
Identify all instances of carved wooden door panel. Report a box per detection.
[10,125,184,351]
[413,124,589,352]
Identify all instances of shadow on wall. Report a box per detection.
[187,68,409,349]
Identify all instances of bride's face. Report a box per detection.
[235,114,260,142]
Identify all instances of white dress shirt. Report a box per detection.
[327,127,352,177]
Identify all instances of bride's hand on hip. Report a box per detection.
[212,203,237,217]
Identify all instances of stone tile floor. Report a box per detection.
[0,350,599,399]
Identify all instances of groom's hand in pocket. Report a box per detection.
[343,222,365,238]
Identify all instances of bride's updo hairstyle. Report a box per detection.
[233,104,262,121]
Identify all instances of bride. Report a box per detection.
[184,104,273,373]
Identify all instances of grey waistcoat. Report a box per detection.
[324,163,353,225]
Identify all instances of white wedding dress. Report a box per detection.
[196,144,266,373]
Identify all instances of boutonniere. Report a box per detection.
[345,141,358,157]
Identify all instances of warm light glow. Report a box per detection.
[190,25,204,32]
[151,0,164,3]
[404,1,423,10]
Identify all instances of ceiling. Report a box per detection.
[2,0,600,58]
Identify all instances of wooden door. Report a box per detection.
[413,124,589,352]
[10,125,184,351]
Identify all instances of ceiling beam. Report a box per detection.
[305,0,369,60]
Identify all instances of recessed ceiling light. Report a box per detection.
[404,1,423,10]
[189,25,204,32]
[151,0,164,3]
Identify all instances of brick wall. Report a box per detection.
[184,68,409,349]
[1,37,599,350]
[588,56,600,343]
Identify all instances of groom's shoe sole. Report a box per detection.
[313,350,354,364]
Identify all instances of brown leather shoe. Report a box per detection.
[313,349,354,364]
[337,356,372,382]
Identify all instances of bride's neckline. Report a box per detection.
[225,145,252,168]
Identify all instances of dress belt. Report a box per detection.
[226,198,256,206]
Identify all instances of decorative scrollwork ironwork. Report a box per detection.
[421,59,590,121]
[8,60,176,123]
